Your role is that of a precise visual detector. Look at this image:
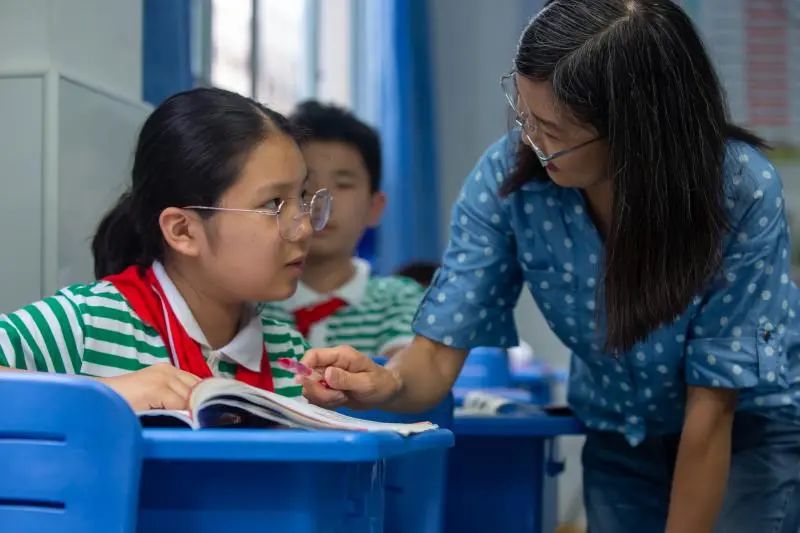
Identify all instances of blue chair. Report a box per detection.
[0,373,143,533]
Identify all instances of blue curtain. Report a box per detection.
[357,0,441,275]
[142,0,193,106]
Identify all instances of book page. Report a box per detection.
[190,378,437,435]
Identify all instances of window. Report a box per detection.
[679,0,800,275]
[315,0,354,109]
[210,0,253,97]
[199,0,357,114]
[254,0,312,112]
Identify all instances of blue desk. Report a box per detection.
[445,415,583,533]
[339,392,454,533]
[137,428,454,533]
[453,413,583,437]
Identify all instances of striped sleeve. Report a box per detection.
[375,277,424,354]
[0,281,172,378]
[262,317,309,398]
[72,282,170,378]
[0,292,86,373]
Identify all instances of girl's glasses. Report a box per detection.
[184,188,332,242]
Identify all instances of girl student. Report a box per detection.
[0,87,331,411]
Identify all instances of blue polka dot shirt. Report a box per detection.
[413,133,800,445]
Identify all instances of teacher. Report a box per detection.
[301,1,800,531]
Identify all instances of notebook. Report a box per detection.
[455,390,572,417]
[137,377,437,436]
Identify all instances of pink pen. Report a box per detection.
[276,357,329,387]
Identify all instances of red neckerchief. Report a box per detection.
[292,297,348,337]
[105,266,274,391]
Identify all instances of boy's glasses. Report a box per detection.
[501,72,601,166]
[184,188,332,242]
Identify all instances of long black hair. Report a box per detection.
[92,87,298,278]
[501,0,766,351]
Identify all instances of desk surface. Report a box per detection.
[453,414,584,437]
[141,428,454,462]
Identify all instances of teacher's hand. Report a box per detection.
[299,345,402,410]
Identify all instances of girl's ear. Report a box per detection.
[159,207,206,258]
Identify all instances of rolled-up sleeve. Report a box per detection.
[686,146,792,391]
[412,138,523,349]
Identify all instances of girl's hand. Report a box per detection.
[97,363,201,411]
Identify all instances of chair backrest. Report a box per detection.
[0,373,142,533]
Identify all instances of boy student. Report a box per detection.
[260,101,423,357]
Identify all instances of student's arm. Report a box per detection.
[666,387,736,533]
[95,364,200,410]
[0,292,198,410]
[0,307,58,372]
[0,294,85,373]
[262,317,309,399]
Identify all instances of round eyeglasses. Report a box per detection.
[501,72,601,166]
[184,188,332,242]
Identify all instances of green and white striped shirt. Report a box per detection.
[0,264,308,398]
[260,258,424,355]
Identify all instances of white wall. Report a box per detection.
[0,0,142,100]
[0,0,50,71]
[431,0,533,243]
[0,0,149,310]
[51,0,143,101]
[429,0,570,367]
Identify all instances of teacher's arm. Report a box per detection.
[302,336,467,411]
[666,386,736,533]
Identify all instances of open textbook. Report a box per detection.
[137,377,437,436]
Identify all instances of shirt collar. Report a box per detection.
[282,258,371,311]
[152,262,263,371]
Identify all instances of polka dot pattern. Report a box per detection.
[413,135,800,444]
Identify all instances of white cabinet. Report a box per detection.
[0,76,44,311]
[0,0,149,311]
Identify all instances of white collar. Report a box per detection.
[282,258,371,311]
[152,262,263,371]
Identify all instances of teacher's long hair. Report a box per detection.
[501,0,766,352]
